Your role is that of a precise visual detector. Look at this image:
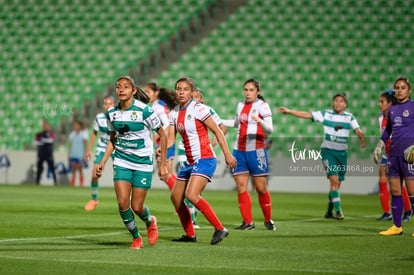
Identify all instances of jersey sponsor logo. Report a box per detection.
[118,123,130,134]
[394,116,402,126]
[151,116,160,125]
[240,113,248,122]
[403,109,410,117]
[131,111,138,121]
[177,122,185,133]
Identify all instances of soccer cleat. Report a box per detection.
[172,235,198,242]
[402,209,413,222]
[334,211,344,220]
[377,212,392,221]
[84,200,99,211]
[264,220,276,231]
[234,221,255,230]
[193,221,200,229]
[324,212,334,219]
[379,225,403,236]
[130,237,143,249]
[210,228,229,245]
[146,216,158,245]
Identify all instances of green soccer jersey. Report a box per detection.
[106,99,161,172]
[311,109,360,151]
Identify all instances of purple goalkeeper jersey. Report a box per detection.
[381,100,414,157]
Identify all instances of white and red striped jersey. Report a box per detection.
[170,99,215,164]
[234,99,272,151]
[152,99,170,129]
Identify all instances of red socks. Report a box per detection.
[175,204,195,237]
[402,185,411,211]
[238,191,253,224]
[165,174,176,191]
[195,198,224,230]
[258,191,272,222]
[378,181,390,213]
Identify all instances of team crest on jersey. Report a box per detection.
[240,113,248,122]
[394,116,402,126]
[187,114,192,120]
[177,123,185,133]
[403,109,410,117]
[131,111,137,121]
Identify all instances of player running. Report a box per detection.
[84,95,115,211]
[280,93,366,220]
[95,76,168,249]
[222,79,276,231]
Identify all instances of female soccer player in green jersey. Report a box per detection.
[95,76,168,249]
[279,93,366,219]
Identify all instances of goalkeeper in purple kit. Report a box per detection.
[373,77,414,236]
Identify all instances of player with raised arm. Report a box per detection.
[280,93,366,220]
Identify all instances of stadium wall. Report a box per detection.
[0,151,378,194]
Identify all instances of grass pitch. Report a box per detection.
[0,184,413,274]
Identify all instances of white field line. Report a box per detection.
[0,215,375,244]
[0,254,354,274]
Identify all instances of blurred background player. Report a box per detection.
[280,92,366,220]
[84,95,115,211]
[33,119,57,185]
[95,75,168,249]
[222,79,276,231]
[68,120,88,187]
[168,77,236,245]
[375,90,412,221]
[144,83,178,190]
[375,77,414,236]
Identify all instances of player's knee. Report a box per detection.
[117,199,130,210]
[184,191,198,204]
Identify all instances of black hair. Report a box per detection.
[244,78,265,101]
[134,86,150,104]
[380,90,397,104]
[146,82,159,93]
[175,77,195,90]
[115,75,149,104]
[158,87,178,109]
[333,92,347,104]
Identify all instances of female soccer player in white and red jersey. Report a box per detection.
[222,79,276,231]
[168,77,237,245]
[145,83,178,190]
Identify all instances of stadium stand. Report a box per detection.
[1,0,412,159]
[0,0,218,150]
